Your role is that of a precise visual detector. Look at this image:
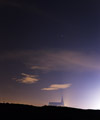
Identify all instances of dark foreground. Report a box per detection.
[0,103,100,119]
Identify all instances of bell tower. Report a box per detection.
[61,96,64,106]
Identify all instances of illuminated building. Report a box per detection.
[48,96,64,106]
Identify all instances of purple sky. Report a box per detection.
[0,0,100,109]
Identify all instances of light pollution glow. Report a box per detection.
[1,50,100,109]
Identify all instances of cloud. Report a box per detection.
[16,73,39,84]
[28,50,100,72]
[1,50,100,72]
[0,0,50,19]
[41,84,71,91]
[0,0,59,23]
[0,0,21,7]
[2,50,100,85]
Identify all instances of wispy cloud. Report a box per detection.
[1,50,100,72]
[28,50,100,72]
[0,0,21,7]
[15,73,39,84]
[2,50,100,85]
[41,84,71,91]
[0,0,59,23]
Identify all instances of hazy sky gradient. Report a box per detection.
[1,0,100,109]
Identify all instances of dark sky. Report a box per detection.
[1,0,100,109]
[0,0,100,51]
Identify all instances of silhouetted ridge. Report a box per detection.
[0,103,100,120]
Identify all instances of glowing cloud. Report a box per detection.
[30,51,100,72]
[16,73,39,84]
[2,50,100,72]
[41,84,71,90]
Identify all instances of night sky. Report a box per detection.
[1,0,100,109]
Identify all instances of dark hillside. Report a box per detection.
[0,103,100,119]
